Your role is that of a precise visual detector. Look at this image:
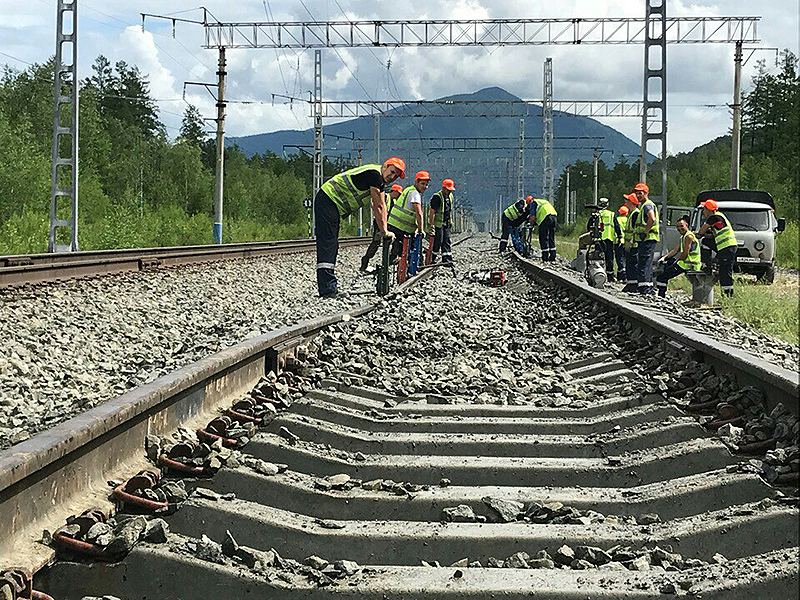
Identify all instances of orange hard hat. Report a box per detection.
[624,192,640,205]
[700,199,719,211]
[525,195,533,205]
[390,183,403,194]
[415,170,431,181]
[618,205,630,215]
[383,156,406,178]
[442,178,455,191]
[633,182,649,194]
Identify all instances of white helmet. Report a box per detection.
[598,197,610,208]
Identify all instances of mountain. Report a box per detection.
[228,87,648,220]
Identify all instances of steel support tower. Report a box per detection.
[542,58,554,203]
[312,50,323,235]
[640,1,668,251]
[213,48,227,244]
[517,119,525,201]
[48,0,79,252]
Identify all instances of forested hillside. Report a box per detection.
[0,56,350,254]
[554,50,799,222]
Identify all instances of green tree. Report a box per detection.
[178,104,208,147]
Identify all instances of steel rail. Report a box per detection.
[0,233,473,575]
[512,252,799,415]
[0,237,369,288]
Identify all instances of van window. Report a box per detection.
[724,210,770,231]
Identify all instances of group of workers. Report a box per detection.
[496,181,738,298]
[597,184,738,297]
[314,156,456,297]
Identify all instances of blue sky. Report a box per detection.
[1,0,797,152]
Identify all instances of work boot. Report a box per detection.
[608,274,616,282]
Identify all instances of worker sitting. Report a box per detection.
[655,215,701,297]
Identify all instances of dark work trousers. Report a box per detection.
[615,243,627,281]
[440,225,453,263]
[538,214,557,261]
[702,240,736,296]
[655,257,685,297]
[623,245,640,291]
[314,190,341,296]
[636,239,657,294]
[499,215,513,252]
[360,219,381,270]
[600,239,615,279]
[388,223,410,262]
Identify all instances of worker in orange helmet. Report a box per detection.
[360,183,403,272]
[621,192,641,292]
[614,204,630,282]
[387,170,429,261]
[317,156,405,297]
[632,182,660,295]
[428,178,456,264]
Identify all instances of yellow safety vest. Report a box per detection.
[616,216,628,243]
[321,163,381,217]
[636,199,660,242]
[387,186,419,234]
[534,199,557,225]
[625,208,640,248]
[677,230,702,271]
[712,211,738,251]
[600,209,615,241]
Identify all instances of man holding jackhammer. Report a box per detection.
[315,157,405,297]
[360,183,402,272]
[428,178,455,264]
[387,170,429,262]
[498,195,533,252]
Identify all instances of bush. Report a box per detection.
[776,220,799,269]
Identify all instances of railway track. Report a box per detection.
[0,237,369,288]
[1,234,797,599]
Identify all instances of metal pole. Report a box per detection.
[565,166,570,224]
[213,47,226,244]
[357,148,363,236]
[731,40,743,189]
[312,50,323,238]
[593,148,599,205]
[517,118,525,201]
[542,58,554,202]
[374,115,381,162]
[48,0,79,252]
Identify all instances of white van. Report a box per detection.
[662,190,785,284]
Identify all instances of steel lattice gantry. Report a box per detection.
[203,17,758,48]
[542,58,554,203]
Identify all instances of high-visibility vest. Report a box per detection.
[625,208,640,248]
[387,186,419,233]
[431,192,454,227]
[600,209,615,241]
[534,199,557,225]
[636,199,660,242]
[503,199,526,221]
[678,230,702,271]
[711,211,738,251]
[320,163,382,217]
[616,216,628,243]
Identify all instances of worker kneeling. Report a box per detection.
[316,157,404,297]
[655,215,701,297]
[387,170,429,261]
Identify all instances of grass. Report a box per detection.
[776,220,799,269]
[556,232,799,346]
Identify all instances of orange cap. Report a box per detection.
[442,178,455,191]
[383,156,406,179]
[700,199,719,211]
[633,182,649,194]
[618,205,630,215]
[525,195,533,205]
[415,170,431,181]
[624,192,639,205]
[390,183,403,194]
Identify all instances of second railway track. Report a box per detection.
[2,234,797,599]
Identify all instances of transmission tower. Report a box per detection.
[542,58,554,203]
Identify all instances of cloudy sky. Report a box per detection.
[1,0,797,153]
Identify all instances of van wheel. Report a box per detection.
[757,265,775,284]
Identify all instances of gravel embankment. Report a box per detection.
[0,247,372,449]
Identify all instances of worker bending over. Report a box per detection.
[633,183,659,295]
[655,215,701,297]
[697,199,738,297]
[621,192,640,293]
[615,205,629,283]
[428,179,455,264]
[498,196,533,252]
[387,170,429,261]
[316,157,405,297]
[530,197,558,261]
[360,183,402,272]
[597,198,616,279]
